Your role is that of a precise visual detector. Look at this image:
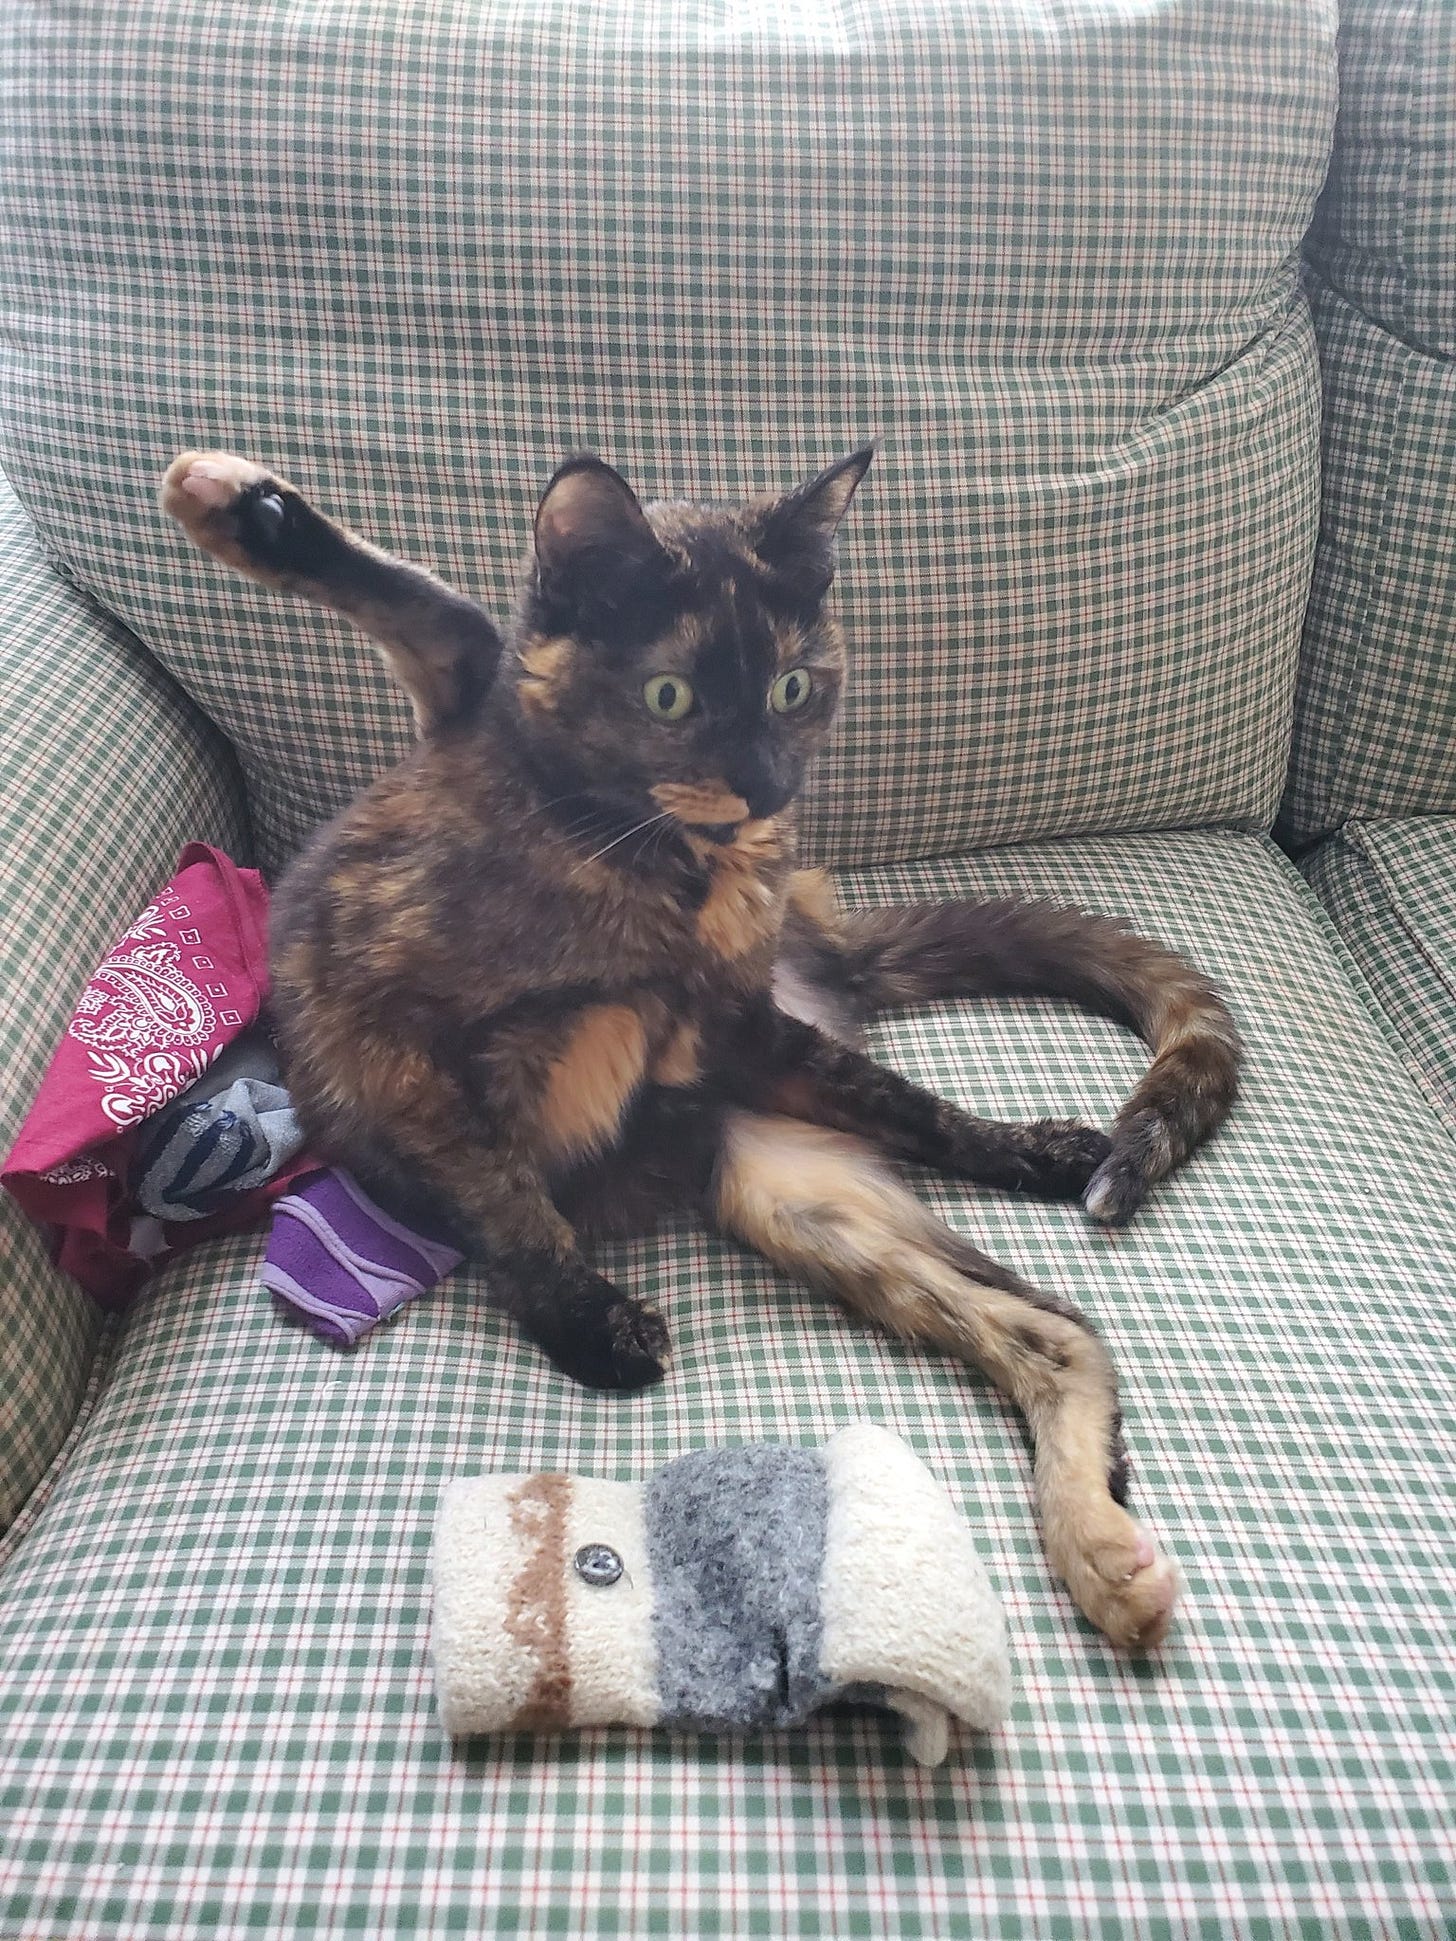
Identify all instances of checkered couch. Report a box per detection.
[1,2,1452,1934]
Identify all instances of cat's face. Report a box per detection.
[507,450,872,836]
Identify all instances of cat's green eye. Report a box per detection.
[643,674,695,721]
[770,667,813,715]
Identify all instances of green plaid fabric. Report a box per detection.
[1302,817,1456,1135]
[1282,2,1456,844]
[1305,0,1454,362]
[0,1,1333,873]
[3,830,1453,1938]
[0,474,251,1529]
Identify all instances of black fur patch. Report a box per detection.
[1106,1404,1131,1507]
[234,477,345,574]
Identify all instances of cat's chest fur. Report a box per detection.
[530,800,792,993]
[498,816,790,1169]
[681,819,789,971]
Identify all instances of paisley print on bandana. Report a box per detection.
[66,884,221,1124]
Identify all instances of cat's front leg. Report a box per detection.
[297,1059,669,1391]
[723,1001,1110,1199]
[429,1165,670,1392]
[160,449,502,732]
[490,1248,671,1393]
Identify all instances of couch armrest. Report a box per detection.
[0,472,251,1532]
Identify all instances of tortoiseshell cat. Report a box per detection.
[162,444,1240,1648]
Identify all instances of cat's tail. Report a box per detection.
[818,893,1241,1226]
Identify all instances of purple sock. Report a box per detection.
[261,1169,463,1346]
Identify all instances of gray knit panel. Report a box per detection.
[644,1444,829,1731]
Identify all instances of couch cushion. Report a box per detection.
[1307,0,1455,360]
[1283,2,1456,843]
[0,1,1332,871]
[1302,816,1456,1134]
[2,830,1453,1937]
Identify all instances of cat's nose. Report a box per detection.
[727,751,798,819]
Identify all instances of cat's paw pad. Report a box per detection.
[162,450,270,520]
[160,451,294,568]
[1015,1120,1113,1200]
[1053,1509,1180,1651]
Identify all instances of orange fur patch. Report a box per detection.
[538,1005,648,1162]
[692,819,785,960]
[785,867,838,930]
[651,1019,702,1088]
[652,781,751,827]
[516,637,574,714]
[772,622,812,669]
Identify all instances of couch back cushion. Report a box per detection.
[0,0,1333,872]
[1283,0,1456,845]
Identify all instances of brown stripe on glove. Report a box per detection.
[503,1473,574,1728]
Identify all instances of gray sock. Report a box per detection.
[133,1026,305,1222]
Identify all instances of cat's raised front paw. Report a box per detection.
[160,450,297,574]
[162,448,269,520]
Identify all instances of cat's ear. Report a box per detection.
[750,446,874,602]
[533,455,676,633]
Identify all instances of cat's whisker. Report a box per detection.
[644,819,681,870]
[516,792,669,859]
[553,816,607,845]
[508,790,596,829]
[572,811,675,874]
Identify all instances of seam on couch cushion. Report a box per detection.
[1305,273,1419,841]
[1354,825,1456,1017]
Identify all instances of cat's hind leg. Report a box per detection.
[726,1000,1111,1202]
[786,892,1240,1226]
[711,1108,1179,1649]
